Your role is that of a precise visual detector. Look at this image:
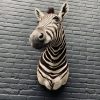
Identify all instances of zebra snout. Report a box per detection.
[29,32,45,43]
[38,33,44,41]
[29,33,46,49]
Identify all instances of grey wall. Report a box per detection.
[0,0,100,100]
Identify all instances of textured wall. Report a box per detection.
[0,0,100,100]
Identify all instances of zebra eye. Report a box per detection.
[53,16,59,22]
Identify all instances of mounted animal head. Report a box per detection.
[29,2,69,49]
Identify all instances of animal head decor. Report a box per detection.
[29,2,69,90]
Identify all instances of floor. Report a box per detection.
[0,0,100,100]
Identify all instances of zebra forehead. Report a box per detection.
[39,14,57,23]
[38,14,57,27]
[43,13,57,19]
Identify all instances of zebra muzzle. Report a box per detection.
[38,33,45,41]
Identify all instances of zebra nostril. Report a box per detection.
[38,33,44,40]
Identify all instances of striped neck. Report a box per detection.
[50,24,65,47]
[41,25,67,68]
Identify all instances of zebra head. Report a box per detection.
[29,2,69,49]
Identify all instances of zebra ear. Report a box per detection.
[58,2,69,20]
[35,8,44,21]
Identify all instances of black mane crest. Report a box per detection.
[47,8,55,14]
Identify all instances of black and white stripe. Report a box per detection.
[30,2,69,90]
[37,18,69,90]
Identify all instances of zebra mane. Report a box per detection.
[47,7,55,14]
